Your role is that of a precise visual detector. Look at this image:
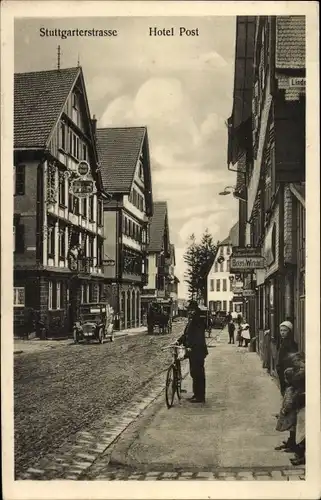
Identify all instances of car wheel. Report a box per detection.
[98,328,104,344]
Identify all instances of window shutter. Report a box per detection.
[16,165,25,195]
[16,224,25,253]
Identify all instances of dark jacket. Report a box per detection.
[276,339,297,394]
[178,312,208,358]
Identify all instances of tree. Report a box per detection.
[183,229,217,303]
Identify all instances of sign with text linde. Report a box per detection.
[230,247,265,272]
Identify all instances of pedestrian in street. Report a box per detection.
[228,319,235,344]
[236,314,243,346]
[288,352,306,466]
[178,300,208,403]
[275,321,297,396]
[240,320,251,348]
[275,368,297,451]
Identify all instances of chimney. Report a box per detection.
[91,115,97,136]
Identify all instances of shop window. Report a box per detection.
[223,279,227,292]
[14,287,25,307]
[210,279,214,291]
[48,281,62,310]
[216,279,220,292]
[222,300,227,311]
[14,165,25,195]
[229,301,233,312]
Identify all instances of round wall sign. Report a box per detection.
[77,161,90,177]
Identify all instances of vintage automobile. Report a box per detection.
[211,311,227,329]
[147,300,172,335]
[73,302,114,344]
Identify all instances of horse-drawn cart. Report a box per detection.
[73,302,114,344]
[147,300,173,335]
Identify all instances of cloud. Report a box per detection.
[198,51,229,69]
[87,75,124,102]
[100,95,135,125]
[178,212,238,246]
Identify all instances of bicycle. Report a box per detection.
[162,342,186,408]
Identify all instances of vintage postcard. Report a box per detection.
[1,1,320,499]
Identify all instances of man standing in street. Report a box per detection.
[178,300,208,403]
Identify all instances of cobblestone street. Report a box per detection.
[14,325,306,482]
[14,323,184,478]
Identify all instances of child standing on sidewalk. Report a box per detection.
[275,368,297,451]
[228,319,235,344]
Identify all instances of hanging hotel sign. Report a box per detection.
[76,160,90,177]
[70,178,96,197]
[230,247,265,272]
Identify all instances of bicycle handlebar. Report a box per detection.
[161,342,181,351]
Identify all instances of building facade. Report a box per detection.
[96,127,153,330]
[207,223,243,314]
[14,67,106,338]
[227,16,306,372]
[141,202,178,319]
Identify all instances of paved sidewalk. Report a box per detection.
[14,327,147,354]
[107,327,301,473]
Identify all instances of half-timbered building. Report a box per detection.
[14,67,106,337]
[96,127,153,330]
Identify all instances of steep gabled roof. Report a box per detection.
[14,67,80,149]
[148,201,168,253]
[96,127,146,193]
[218,222,239,247]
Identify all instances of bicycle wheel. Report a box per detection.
[176,361,182,399]
[165,365,176,408]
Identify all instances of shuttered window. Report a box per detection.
[14,221,25,253]
[15,165,25,195]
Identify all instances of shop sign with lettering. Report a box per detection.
[230,247,265,272]
[230,256,265,272]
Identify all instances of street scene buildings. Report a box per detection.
[226,15,306,375]
[8,11,316,491]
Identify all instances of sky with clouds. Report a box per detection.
[15,16,239,298]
